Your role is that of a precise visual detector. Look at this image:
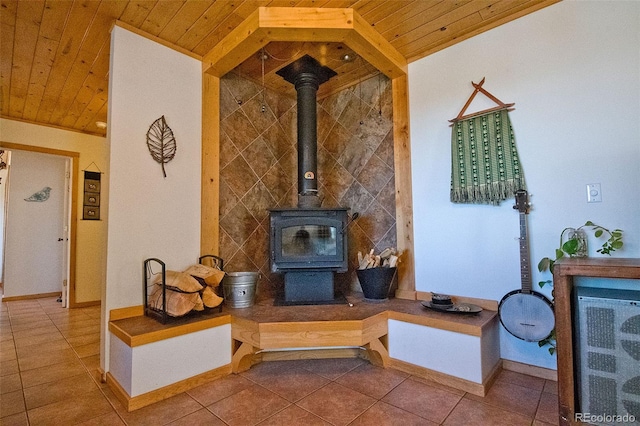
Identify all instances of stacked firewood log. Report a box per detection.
[357,247,398,269]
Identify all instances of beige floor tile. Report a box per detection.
[1,358,19,376]
[259,404,331,425]
[115,392,203,426]
[67,332,100,347]
[20,359,86,388]
[13,331,66,349]
[498,369,546,391]
[0,389,26,418]
[297,382,377,426]
[75,411,126,426]
[466,377,542,418]
[208,384,290,425]
[382,376,463,423]
[297,357,365,380]
[187,373,255,406]
[0,343,17,361]
[26,388,113,426]
[536,390,560,425]
[165,408,227,425]
[0,411,29,426]
[241,360,330,402]
[73,341,100,358]
[349,400,437,425]
[335,362,409,399]
[14,338,70,359]
[23,371,98,410]
[17,347,78,371]
[443,397,533,426]
[544,379,559,395]
[1,372,22,394]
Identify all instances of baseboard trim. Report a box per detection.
[107,363,233,411]
[388,358,500,397]
[1,292,61,302]
[501,359,557,381]
[69,300,101,308]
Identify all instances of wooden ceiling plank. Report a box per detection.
[74,87,107,132]
[359,1,409,25]
[80,1,129,53]
[192,11,246,57]
[156,0,211,45]
[47,1,126,126]
[39,0,73,41]
[118,0,159,28]
[354,0,395,20]
[177,1,243,52]
[0,0,18,26]
[0,0,17,116]
[377,0,464,38]
[60,41,109,130]
[35,0,100,123]
[400,13,484,61]
[389,0,493,52]
[139,0,184,36]
[402,0,558,61]
[23,1,85,121]
[8,0,45,118]
[60,76,95,128]
[75,98,108,135]
[49,46,96,125]
[376,0,478,42]
[478,0,533,21]
[22,36,58,121]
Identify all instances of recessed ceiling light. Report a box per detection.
[341,53,356,62]
[95,121,107,129]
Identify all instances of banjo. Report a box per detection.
[499,189,555,342]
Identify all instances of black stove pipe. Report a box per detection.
[276,55,336,208]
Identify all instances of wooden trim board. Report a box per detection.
[107,364,232,412]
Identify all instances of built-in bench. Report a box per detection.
[108,294,501,411]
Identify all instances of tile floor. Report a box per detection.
[1,296,559,425]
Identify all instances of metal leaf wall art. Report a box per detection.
[146,115,176,177]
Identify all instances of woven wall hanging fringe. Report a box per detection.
[450,108,525,205]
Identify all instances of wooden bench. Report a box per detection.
[108,294,500,411]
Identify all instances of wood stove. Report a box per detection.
[269,208,349,303]
[270,55,350,304]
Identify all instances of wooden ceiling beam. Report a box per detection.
[203,7,407,79]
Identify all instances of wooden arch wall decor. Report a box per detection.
[199,7,416,298]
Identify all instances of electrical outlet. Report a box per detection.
[587,183,602,203]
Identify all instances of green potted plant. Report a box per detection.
[536,221,624,354]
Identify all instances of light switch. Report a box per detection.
[587,183,602,203]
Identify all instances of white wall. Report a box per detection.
[103,26,202,372]
[408,1,640,369]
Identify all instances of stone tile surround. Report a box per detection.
[219,72,396,299]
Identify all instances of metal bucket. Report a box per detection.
[222,272,258,308]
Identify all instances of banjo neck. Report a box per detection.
[519,211,532,294]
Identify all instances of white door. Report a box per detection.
[3,150,67,299]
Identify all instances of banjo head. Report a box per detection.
[499,291,555,342]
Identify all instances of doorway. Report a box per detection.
[0,143,77,304]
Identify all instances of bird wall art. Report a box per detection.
[24,186,51,202]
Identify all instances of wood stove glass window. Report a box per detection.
[281,225,337,257]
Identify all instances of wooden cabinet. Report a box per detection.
[553,257,640,425]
